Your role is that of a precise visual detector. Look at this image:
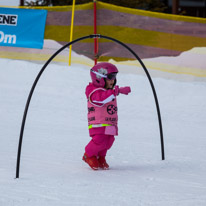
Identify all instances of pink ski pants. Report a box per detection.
[85,134,115,157]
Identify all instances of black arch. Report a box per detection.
[16,34,165,178]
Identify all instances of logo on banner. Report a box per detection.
[0,14,18,26]
[0,14,18,44]
[0,8,47,49]
[0,31,16,44]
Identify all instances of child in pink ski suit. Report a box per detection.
[82,62,131,170]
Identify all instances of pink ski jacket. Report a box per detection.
[86,83,118,136]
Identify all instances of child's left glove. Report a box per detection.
[114,85,131,95]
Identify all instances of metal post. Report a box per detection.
[19,0,24,6]
[93,0,98,65]
[16,34,165,178]
[68,0,76,66]
[172,0,179,14]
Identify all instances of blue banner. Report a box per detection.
[0,8,47,49]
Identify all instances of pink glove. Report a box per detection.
[119,86,131,95]
[115,85,131,95]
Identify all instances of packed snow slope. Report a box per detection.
[0,56,206,206]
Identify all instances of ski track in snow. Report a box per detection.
[0,58,206,206]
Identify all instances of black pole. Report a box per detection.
[100,35,165,161]
[16,34,165,178]
[19,0,24,6]
[172,0,179,14]
[16,35,92,179]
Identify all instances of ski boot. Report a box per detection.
[82,153,99,170]
[98,156,109,170]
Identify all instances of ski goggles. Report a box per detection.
[107,72,117,80]
[91,69,117,80]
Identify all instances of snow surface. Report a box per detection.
[0,54,206,205]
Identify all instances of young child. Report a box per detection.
[82,62,131,170]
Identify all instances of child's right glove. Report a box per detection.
[115,85,131,95]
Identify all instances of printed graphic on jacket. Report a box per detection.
[87,99,118,126]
